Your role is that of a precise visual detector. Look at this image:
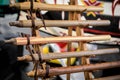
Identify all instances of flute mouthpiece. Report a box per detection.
[9,22,19,26]
[27,71,35,77]
[4,38,16,44]
[17,57,25,61]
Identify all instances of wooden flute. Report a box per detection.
[10,2,103,11]
[27,61,120,77]
[18,48,119,61]
[9,20,110,28]
[4,35,111,45]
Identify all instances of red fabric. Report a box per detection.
[56,42,67,48]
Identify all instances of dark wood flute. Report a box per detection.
[4,35,111,45]
[9,20,110,28]
[9,2,103,11]
[27,61,120,77]
[17,48,120,61]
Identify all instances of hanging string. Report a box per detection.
[34,62,39,80]
[43,64,50,79]
[36,8,46,29]
[36,50,43,63]
[30,0,34,14]
[21,33,36,63]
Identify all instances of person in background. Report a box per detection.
[0,23,24,80]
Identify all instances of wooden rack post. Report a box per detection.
[67,0,75,79]
[76,0,92,80]
[67,0,92,80]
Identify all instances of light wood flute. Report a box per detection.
[17,48,120,61]
[5,35,111,45]
[9,2,103,11]
[27,61,120,77]
[9,20,110,28]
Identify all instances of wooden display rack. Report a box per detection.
[9,0,120,80]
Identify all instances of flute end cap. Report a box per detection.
[9,4,16,7]
[27,71,35,77]
[17,57,25,61]
[9,22,15,26]
[9,21,20,26]
[9,3,20,9]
